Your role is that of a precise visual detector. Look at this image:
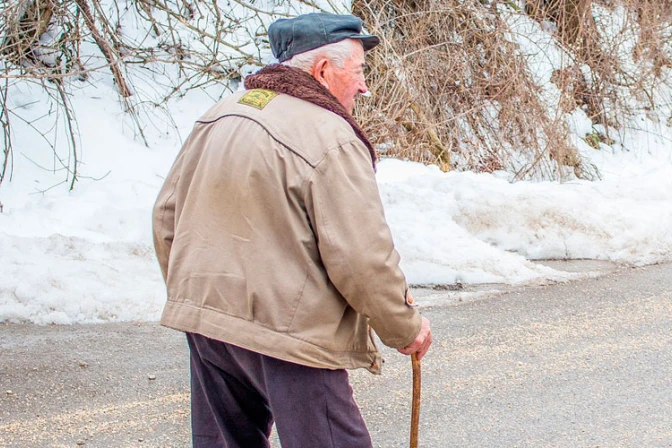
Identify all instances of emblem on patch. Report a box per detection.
[238,89,278,110]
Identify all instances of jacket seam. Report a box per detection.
[285,268,310,332]
[155,156,181,245]
[196,113,351,169]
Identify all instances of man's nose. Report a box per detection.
[359,79,369,96]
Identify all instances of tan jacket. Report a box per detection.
[153,90,421,374]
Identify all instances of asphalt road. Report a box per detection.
[1,262,671,447]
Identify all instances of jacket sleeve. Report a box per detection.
[152,160,180,283]
[305,140,421,349]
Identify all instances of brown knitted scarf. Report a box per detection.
[245,64,376,168]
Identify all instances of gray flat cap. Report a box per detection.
[268,13,380,63]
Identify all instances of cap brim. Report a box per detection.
[351,34,380,51]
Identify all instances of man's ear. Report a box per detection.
[311,58,330,90]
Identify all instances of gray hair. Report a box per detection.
[281,38,361,72]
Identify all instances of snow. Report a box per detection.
[2,89,670,325]
[1,5,671,324]
[378,153,672,287]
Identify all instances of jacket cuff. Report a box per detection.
[371,310,422,349]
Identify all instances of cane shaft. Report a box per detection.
[410,353,421,448]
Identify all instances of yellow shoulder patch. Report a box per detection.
[238,89,278,110]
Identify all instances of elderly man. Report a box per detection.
[153,12,432,448]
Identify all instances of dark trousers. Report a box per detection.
[186,332,373,448]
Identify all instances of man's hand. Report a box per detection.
[397,316,432,361]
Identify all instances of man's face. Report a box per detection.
[323,40,368,114]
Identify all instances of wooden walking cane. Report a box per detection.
[410,352,421,448]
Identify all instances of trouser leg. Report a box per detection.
[186,332,372,448]
[187,333,273,448]
[260,355,373,448]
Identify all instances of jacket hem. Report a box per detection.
[161,301,383,375]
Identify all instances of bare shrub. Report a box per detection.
[526,0,604,64]
[0,0,283,190]
[529,0,672,133]
[626,0,672,122]
[1,0,671,190]
[2,0,54,65]
[353,0,590,180]
[527,0,617,129]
